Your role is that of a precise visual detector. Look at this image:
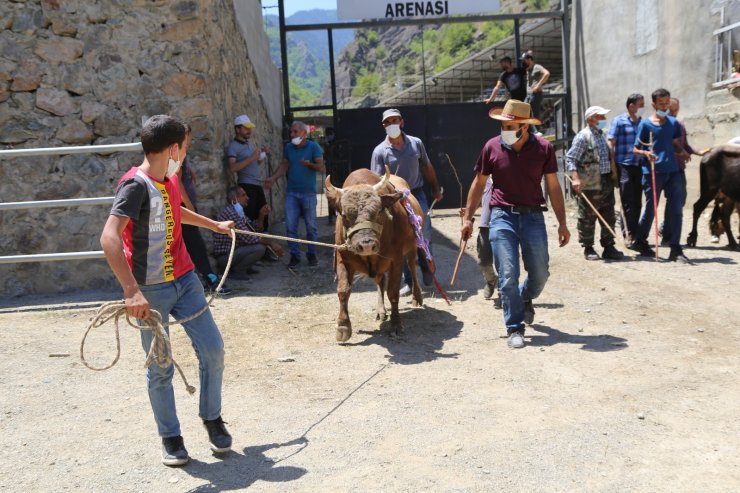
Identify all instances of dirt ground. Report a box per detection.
[1,172,739,493]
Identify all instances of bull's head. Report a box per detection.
[326,167,403,255]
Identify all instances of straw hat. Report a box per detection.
[488,99,541,125]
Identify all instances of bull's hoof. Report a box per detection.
[376,311,388,321]
[727,243,740,251]
[686,233,698,247]
[411,295,423,307]
[388,326,405,340]
[336,325,352,342]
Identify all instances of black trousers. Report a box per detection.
[239,183,268,230]
[618,165,643,242]
[182,223,214,278]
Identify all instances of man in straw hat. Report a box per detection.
[461,100,570,349]
[566,105,625,261]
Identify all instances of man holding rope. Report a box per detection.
[631,88,691,262]
[461,100,570,349]
[100,115,234,466]
[566,106,625,261]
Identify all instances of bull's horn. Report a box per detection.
[325,175,343,194]
[372,165,391,191]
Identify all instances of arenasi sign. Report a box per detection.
[337,0,502,20]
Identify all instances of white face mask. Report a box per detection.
[635,107,644,118]
[385,124,402,139]
[166,148,181,177]
[291,136,303,146]
[501,130,520,146]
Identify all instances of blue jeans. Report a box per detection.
[403,189,432,286]
[285,191,318,257]
[637,171,685,248]
[489,208,550,334]
[138,270,225,438]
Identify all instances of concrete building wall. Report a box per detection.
[570,0,738,148]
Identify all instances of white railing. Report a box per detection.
[0,142,142,264]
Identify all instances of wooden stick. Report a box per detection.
[565,175,619,240]
[450,238,467,286]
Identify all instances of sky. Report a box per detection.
[263,0,338,17]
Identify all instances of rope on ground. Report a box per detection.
[80,229,237,394]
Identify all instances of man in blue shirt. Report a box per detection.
[632,88,691,263]
[265,121,325,268]
[608,93,644,247]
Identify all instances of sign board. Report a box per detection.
[337,0,501,20]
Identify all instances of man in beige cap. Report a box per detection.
[461,100,570,349]
[566,106,624,261]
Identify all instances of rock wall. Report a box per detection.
[0,0,284,297]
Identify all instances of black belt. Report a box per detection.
[492,205,547,214]
[410,187,424,195]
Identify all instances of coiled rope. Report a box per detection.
[80,227,344,392]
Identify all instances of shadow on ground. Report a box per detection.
[183,438,308,492]
[526,324,628,352]
[346,305,463,364]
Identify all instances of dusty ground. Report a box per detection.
[1,172,739,493]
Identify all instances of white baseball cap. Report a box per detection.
[381,108,402,123]
[234,114,256,128]
[584,106,610,120]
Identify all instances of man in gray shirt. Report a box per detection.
[226,114,270,230]
[370,108,443,294]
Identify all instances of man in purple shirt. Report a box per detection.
[461,100,570,349]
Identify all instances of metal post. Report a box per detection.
[514,19,521,63]
[278,0,291,122]
[328,27,338,131]
[560,0,572,142]
[420,24,428,106]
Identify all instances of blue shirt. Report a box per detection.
[225,139,261,186]
[284,140,323,193]
[370,133,430,190]
[634,116,682,174]
[608,112,641,166]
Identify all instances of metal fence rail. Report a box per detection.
[0,142,142,264]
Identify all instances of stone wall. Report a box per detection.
[0,0,284,297]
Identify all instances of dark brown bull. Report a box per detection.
[325,166,424,342]
[686,144,740,250]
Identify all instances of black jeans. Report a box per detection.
[618,165,643,242]
[182,223,215,278]
[239,183,268,230]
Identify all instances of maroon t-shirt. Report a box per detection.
[474,134,557,208]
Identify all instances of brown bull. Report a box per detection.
[325,166,424,342]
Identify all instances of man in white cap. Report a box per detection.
[461,100,570,349]
[371,108,443,294]
[226,114,272,234]
[566,106,624,261]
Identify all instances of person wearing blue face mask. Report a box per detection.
[632,88,691,263]
[212,186,284,279]
[566,106,624,261]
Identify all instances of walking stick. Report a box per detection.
[565,175,623,243]
[639,132,659,261]
[426,187,444,218]
[450,238,467,286]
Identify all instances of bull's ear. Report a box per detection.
[380,191,403,209]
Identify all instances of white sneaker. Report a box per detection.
[399,284,411,296]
